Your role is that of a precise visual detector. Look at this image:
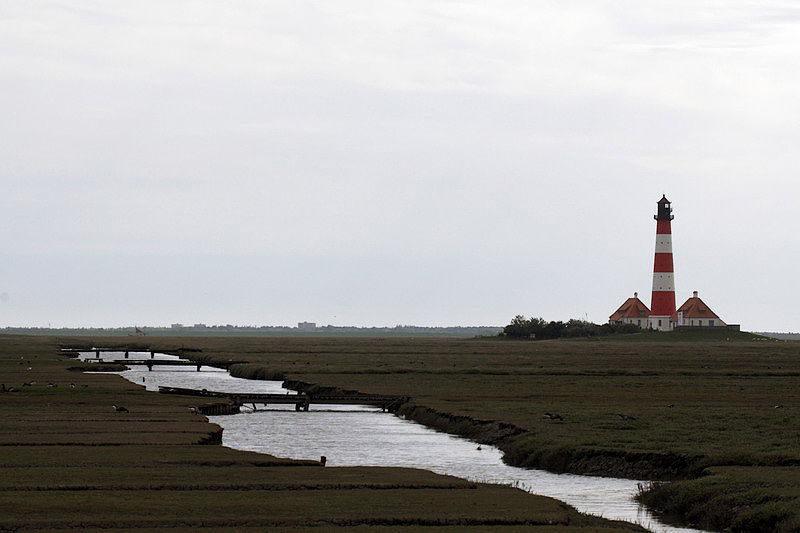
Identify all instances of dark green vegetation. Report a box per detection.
[638,467,800,532]
[502,316,641,338]
[0,334,645,532]
[68,330,798,533]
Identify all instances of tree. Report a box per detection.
[503,315,642,340]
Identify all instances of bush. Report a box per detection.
[502,316,641,339]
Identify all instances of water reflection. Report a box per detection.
[79,350,707,533]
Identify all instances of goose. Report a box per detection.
[112,405,129,413]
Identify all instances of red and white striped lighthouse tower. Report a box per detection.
[649,195,676,331]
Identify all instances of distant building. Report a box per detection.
[297,321,316,330]
[170,323,184,329]
[609,292,651,328]
[675,291,726,327]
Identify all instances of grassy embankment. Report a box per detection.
[77,331,800,533]
[0,334,647,532]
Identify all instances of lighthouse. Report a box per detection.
[649,195,676,331]
[608,196,739,332]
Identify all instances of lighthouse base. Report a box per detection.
[648,315,674,331]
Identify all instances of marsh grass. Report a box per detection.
[70,333,800,532]
[0,334,648,532]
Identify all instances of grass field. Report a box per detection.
[0,334,648,532]
[52,330,799,533]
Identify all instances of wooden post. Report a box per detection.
[124,351,129,359]
[150,351,155,359]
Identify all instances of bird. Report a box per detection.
[112,405,129,413]
[666,404,675,408]
[476,445,482,451]
[69,383,76,388]
[544,412,564,421]
[22,381,34,387]
[616,413,637,421]
[774,405,784,409]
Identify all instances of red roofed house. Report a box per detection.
[675,291,726,327]
[609,292,651,328]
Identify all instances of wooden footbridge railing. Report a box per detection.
[158,386,410,412]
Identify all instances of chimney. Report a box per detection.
[693,290,698,298]
[634,292,638,298]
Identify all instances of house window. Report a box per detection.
[637,319,641,326]
[699,320,703,326]
[709,320,714,326]
[658,319,662,326]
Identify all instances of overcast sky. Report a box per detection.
[2,1,799,331]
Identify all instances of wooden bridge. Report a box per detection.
[65,349,241,371]
[83,358,207,371]
[159,386,409,412]
[64,349,164,359]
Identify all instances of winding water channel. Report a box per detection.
[81,351,709,533]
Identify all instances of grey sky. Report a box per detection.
[2,1,798,330]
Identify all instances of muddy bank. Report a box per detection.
[197,427,225,445]
[396,403,692,481]
[229,363,287,381]
[637,469,800,533]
